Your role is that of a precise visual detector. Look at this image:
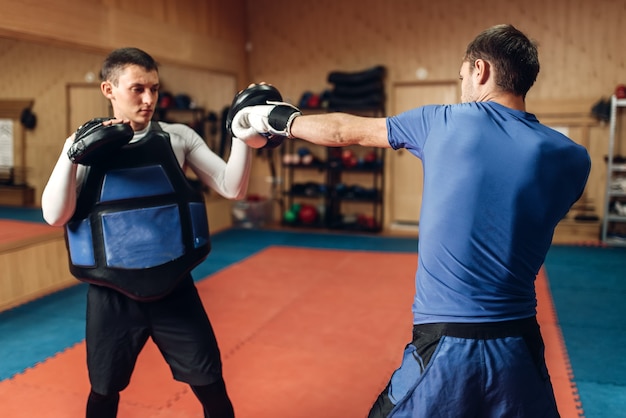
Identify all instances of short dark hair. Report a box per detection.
[464,24,540,97]
[100,47,159,85]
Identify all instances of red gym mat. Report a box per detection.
[0,246,582,417]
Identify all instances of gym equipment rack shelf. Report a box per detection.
[601,95,626,246]
[280,109,385,233]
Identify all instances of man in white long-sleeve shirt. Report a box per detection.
[42,47,251,418]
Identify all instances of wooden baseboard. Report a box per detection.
[0,185,35,206]
[553,218,600,245]
[0,231,76,312]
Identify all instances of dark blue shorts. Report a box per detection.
[368,317,560,418]
[86,275,223,395]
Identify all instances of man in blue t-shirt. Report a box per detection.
[231,24,590,417]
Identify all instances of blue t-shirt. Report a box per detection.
[387,101,590,324]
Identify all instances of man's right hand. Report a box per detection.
[226,83,301,149]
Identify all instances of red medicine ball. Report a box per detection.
[298,204,318,224]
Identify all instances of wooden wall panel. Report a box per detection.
[99,0,245,42]
[0,0,247,76]
[245,0,625,103]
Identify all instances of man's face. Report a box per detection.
[459,60,476,103]
[102,64,159,131]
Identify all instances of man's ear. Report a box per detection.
[101,81,113,99]
[474,59,490,85]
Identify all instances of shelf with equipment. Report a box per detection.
[281,65,387,232]
[601,95,626,246]
[325,145,385,232]
[280,130,385,233]
[280,146,330,229]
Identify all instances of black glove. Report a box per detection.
[226,84,301,149]
[67,118,133,165]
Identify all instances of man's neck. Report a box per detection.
[481,91,526,111]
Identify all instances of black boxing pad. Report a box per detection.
[68,118,134,165]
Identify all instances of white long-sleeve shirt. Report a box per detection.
[42,121,252,226]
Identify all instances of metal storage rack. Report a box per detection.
[601,95,626,245]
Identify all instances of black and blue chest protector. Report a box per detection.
[64,123,211,301]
